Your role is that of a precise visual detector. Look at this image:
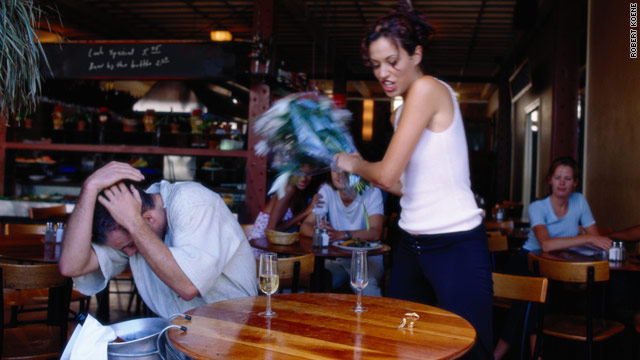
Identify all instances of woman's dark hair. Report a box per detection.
[546,157,580,194]
[92,183,156,244]
[289,173,323,215]
[361,0,435,73]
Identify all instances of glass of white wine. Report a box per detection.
[259,252,279,317]
[350,250,368,312]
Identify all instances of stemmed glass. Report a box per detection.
[350,250,368,312]
[258,253,279,317]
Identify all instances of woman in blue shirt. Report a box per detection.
[494,157,612,359]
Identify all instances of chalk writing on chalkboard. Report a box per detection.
[43,42,248,79]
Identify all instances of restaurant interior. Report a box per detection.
[0,0,639,359]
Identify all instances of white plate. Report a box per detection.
[332,240,382,252]
[28,175,46,181]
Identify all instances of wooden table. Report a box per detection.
[250,236,391,291]
[528,249,640,272]
[168,293,476,360]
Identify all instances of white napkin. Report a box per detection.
[61,314,117,360]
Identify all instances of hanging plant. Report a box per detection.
[0,0,54,121]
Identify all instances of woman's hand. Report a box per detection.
[587,235,613,250]
[334,152,363,173]
[305,194,324,215]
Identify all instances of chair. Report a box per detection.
[485,219,515,235]
[528,255,625,359]
[487,233,508,271]
[255,253,315,293]
[28,204,67,221]
[493,272,548,360]
[3,223,47,235]
[0,262,72,359]
[3,223,90,323]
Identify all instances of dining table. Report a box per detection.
[528,249,640,272]
[168,293,476,359]
[249,235,391,292]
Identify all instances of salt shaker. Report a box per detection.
[321,228,330,248]
[44,222,55,243]
[55,222,64,243]
[312,228,322,248]
[496,208,505,221]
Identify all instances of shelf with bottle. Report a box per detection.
[4,150,248,213]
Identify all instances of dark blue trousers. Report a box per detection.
[388,225,494,360]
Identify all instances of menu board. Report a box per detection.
[42,42,248,79]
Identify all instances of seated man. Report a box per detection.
[300,170,384,296]
[59,161,257,319]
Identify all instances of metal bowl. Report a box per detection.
[108,318,170,359]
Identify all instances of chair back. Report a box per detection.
[485,220,515,235]
[4,223,47,235]
[528,255,610,283]
[492,272,548,303]
[29,204,67,221]
[255,253,315,293]
[0,263,72,358]
[487,234,509,252]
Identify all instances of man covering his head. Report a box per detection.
[59,161,257,318]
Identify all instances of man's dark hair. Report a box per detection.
[92,183,155,244]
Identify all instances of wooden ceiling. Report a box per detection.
[38,0,523,100]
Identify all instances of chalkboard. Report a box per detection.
[42,42,249,79]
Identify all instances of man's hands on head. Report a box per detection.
[98,183,146,232]
[84,161,144,194]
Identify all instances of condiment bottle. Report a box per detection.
[55,222,64,243]
[44,222,55,243]
[143,109,156,133]
[52,105,65,130]
[321,228,330,248]
[312,228,322,248]
[190,109,204,134]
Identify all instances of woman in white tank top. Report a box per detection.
[335,2,493,359]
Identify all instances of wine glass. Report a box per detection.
[258,253,279,317]
[350,250,368,312]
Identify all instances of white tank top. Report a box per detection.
[395,79,482,234]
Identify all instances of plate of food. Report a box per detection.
[332,240,382,251]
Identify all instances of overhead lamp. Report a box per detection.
[210,26,232,42]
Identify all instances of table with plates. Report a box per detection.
[528,249,640,272]
[168,293,476,359]
[249,235,391,291]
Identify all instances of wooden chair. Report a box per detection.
[28,204,67,221]
[0,262,72,359]
[256,253,315,293]
[528,255,625,359]
[3,223,47,235]
[487,233,509,271]
[3,223,90,323]
[485,219,514,235]
[493,272,548,360]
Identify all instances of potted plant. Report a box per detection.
[0,0,54,123]
[158,112,186,134]
[66,109,93,131]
